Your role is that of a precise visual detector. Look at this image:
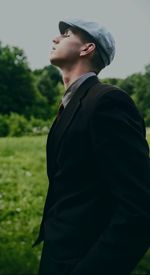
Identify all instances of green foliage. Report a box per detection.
[146,128,150,144]
[8,113,31,136]
[102,64,150,126]
[0,115,9,137]
[0,113,52,137]
[0,40,150,128]
[0,135,150,275]
[0,43,37,116]
[25,90,51,120]
[0,136,47,275]
[0,43,63,121]
[145,111,150,126]
[101,77,121,87]
[29,116,50,135]
[32,65,64,118]
[33,65,62,104]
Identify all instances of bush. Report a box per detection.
[8,113,31,137]
[0,115,9,137]
[145,110,150,127]
[0,113,52,137]
[29,116,50,136]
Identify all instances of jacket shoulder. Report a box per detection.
[90,81,128,97]
[87,81,135,107]
[87,81,146,137]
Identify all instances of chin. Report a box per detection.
[50,59,57,66]
[50,57,62,67]
[49,56,55,65]
[49,52,56,63]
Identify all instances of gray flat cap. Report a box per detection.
[59,19,115,68]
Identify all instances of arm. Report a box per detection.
[71,90,150,275]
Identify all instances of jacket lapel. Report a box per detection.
[46,76,99,177]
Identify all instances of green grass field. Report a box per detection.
[0,132,150,275]
[0,136,47,275]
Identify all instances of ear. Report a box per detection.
[80,43,96,57]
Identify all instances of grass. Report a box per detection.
[0,136,47,275]
[0,131,150,275]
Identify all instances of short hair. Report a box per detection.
[69,27,105,74]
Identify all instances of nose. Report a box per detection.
[52,35,60,44]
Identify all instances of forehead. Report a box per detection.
[63,26,93,42]
[62,27,79,35]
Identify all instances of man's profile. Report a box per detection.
[33,19,150,275]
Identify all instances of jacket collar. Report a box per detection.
[46,75,99,177]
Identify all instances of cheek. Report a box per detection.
[51,40,82,61]
[63,42,81,57]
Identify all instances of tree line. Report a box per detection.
[103,65,150,126]
[0,42,150,136]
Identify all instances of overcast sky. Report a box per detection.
[0,0,150,78]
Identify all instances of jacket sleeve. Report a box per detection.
[71,90,150,275]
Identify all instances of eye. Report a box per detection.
[62,33,70,38]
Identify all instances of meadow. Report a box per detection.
[0,131,150,275]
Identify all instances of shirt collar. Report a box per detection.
[62,72,96,108]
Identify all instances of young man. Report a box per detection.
[34,19,150,275]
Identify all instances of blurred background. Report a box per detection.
[0,0,150,274]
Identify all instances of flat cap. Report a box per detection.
[59,19,115,68]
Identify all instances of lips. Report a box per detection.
[50,47,55,54]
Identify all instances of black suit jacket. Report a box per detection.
[35,76,150,274]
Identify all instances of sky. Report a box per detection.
[0,0,150,78]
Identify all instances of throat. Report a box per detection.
[62,71,87,89]
[63,76,72,89]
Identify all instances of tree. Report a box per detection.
[0,43,57,119]
[33,65,63,104]
[136,65,150,125]
[0,43,37,115]
[33,65,64,117]
[101,66,150,126]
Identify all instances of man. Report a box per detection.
[34,19,150,275]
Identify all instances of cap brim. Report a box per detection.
[59,21,74,34]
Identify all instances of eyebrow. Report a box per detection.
[63,28,73,34]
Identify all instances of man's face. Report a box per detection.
[50,28,85,67]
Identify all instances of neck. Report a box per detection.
[61,65,92,89]
[58,62,91,89]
